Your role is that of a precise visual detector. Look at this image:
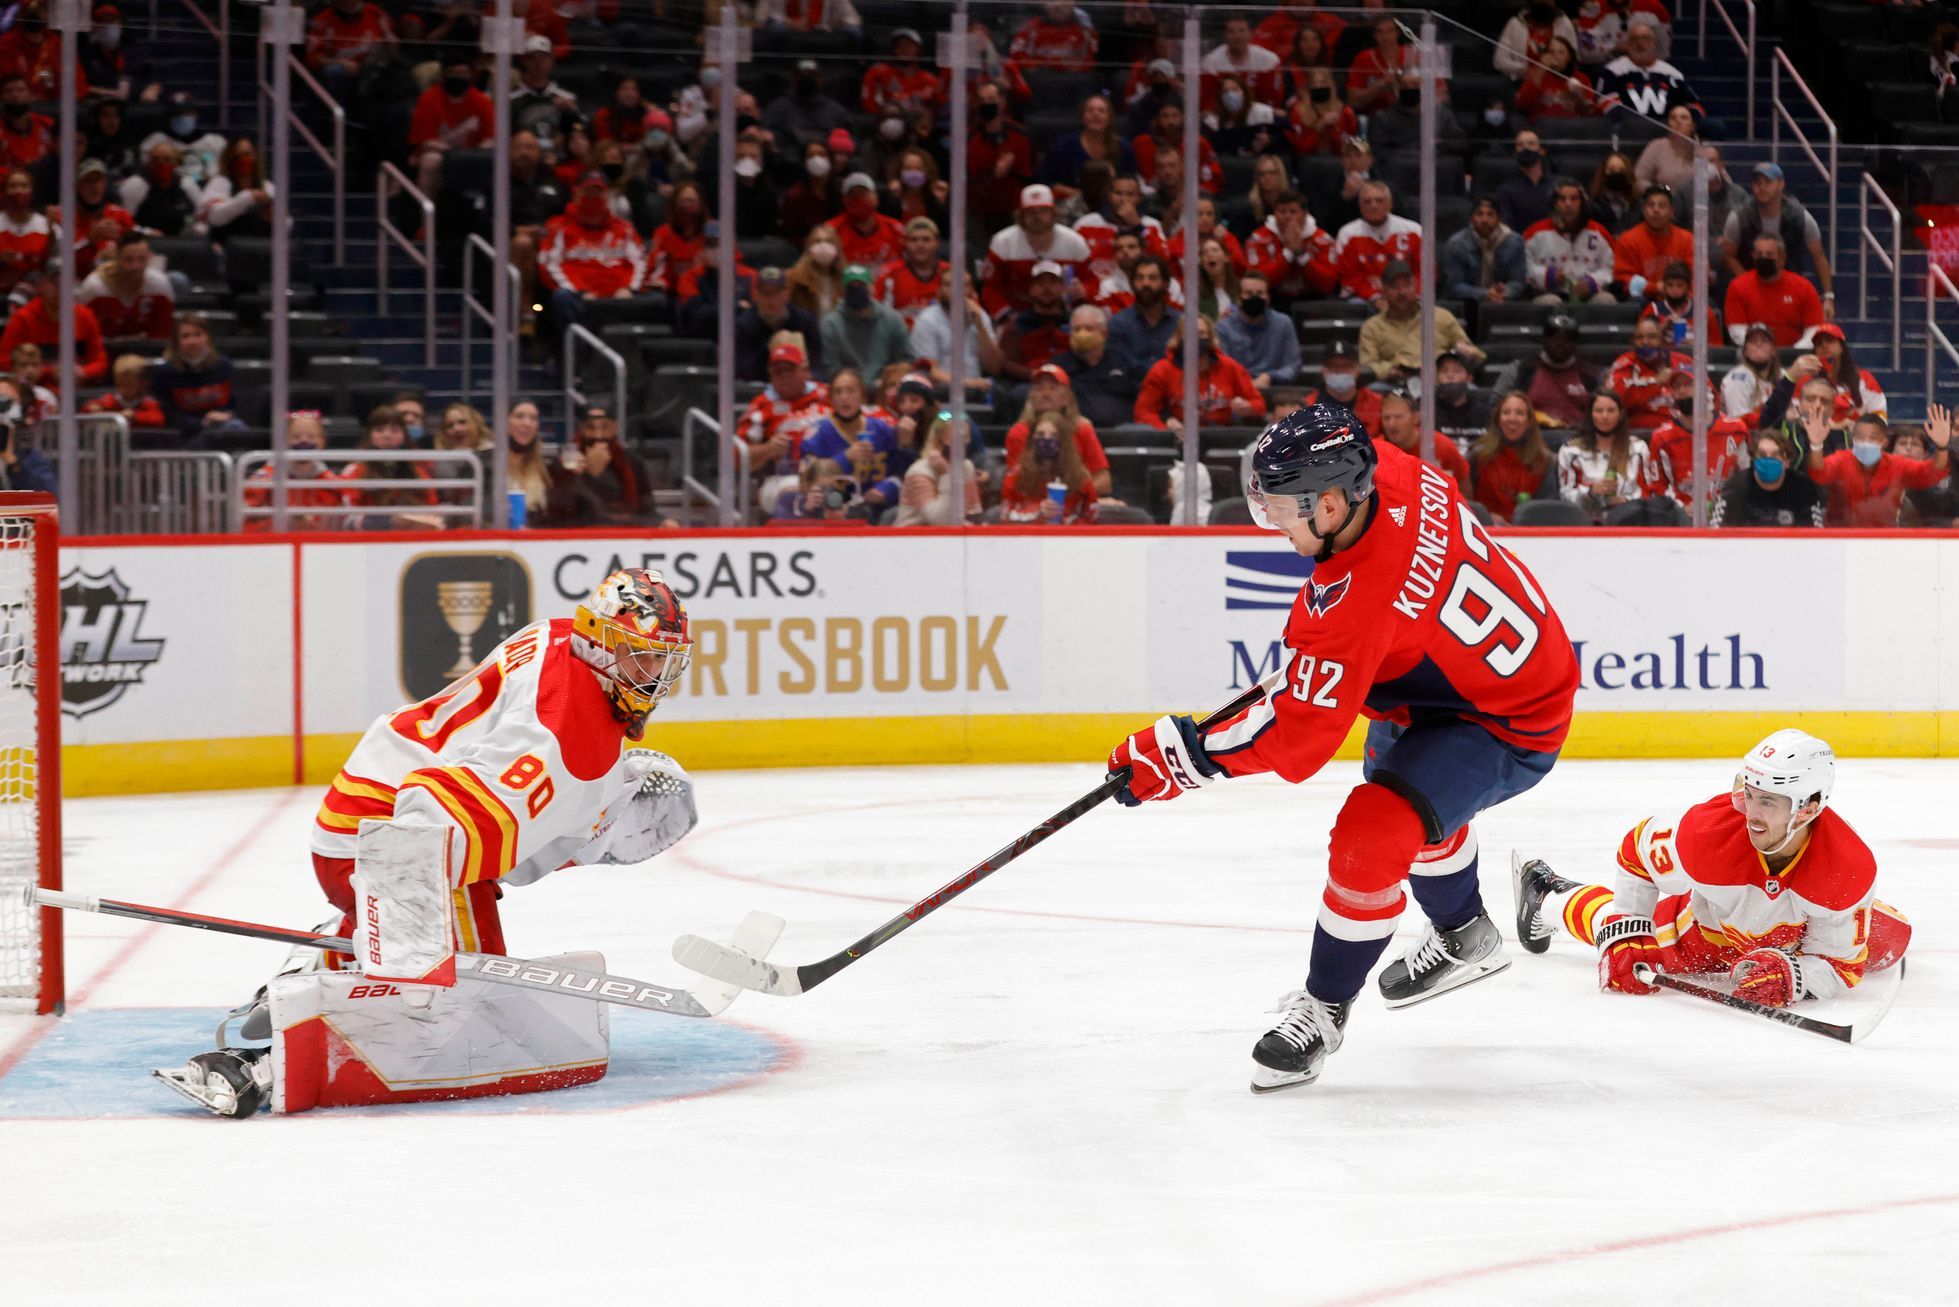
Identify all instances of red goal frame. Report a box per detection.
[0,492,61,1015]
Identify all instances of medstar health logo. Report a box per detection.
[59,568,166,719]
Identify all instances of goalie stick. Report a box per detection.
[23,885,780,1020]
[1635,961,1905,1044]
[671,676,1277,998]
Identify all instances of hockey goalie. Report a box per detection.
[156,568,700,1118]
[1512,730,1910,1004]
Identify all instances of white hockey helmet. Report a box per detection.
[1732,729,1834,817]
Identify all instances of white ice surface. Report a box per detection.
[2,760,1955,1306]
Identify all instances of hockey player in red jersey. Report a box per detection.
[1513,730,1910,1003]
[155,569,702,1117]
[1108,403,1579,1091]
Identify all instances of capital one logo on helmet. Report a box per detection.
[58,568,165,719]
[1308,428,1355,452]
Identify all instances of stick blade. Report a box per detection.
[673,931,804,996]
[685,912,789,1016]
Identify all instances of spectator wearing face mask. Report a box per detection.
[1300,340,1380,434]
[409,50,494,199]
[1587,153,1641,234]
[1430,354,1491,455]
[764,58,855,156]
[1203,75,1280,159]
[1723,233,1822,349]
[1216,271,1301,390]
[1637,261,1721,350]
[1712,430,1824,528]
[1800,410,1952,528]
[724,137,779,242]
[1647,368,1749,512]
[1055,303,1136,429]
[1523,179,1618,306]
[240,410,346,530]
[1491,314,1600,430]
[1004,365,1111,497]
[1286,68,1357,158]
[1496,131,1554,234]
[79,4,156,103]
[1133,315,1266,434]
[820,264,912,382]
[830,172,906,270]
[119,139,201,237]
[969,80,1036,230]
[1358,260,1483,385]
[643,178,708,297]
[1001,413,1100,525]
[537,169,649,339]
[1442,196,1527,312]
[1608,316,1693,431]
[1722,322,1780,421]
[780,141,843,247]
[1721,162,1832,304]
[1494,0,1580,79]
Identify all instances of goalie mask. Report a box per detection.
[1731,728,1834,854]
[573,568,692,738]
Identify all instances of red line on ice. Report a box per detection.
[0,790,303,1083]
[1319,1191,1959,1305]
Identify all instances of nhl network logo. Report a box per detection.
[60,568,165,719]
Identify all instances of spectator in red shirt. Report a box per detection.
[1723,232,1823,348]
[0,1,78,101]
[980,183,1090,318]
[1612,185,1694,301]
[1245,187,1338,307]
[1801,407,1953,527]
[1009,1,1098,72]
[997,261,1074,383]
[874,217,945,328]
[49,158,134,278]
[0,74,53,172]
[1607,315,1692,430]
[0,262,108,387]
[645,178,707,296]
[1133,314,1268,433]
[1287,67,1359,157]
[241,410,347,529]
[1347,16,1413,115]
[538,170,649,339]
[862,27,942,117]
[968,79,1035,229]
[1003,363,1113,499]
[738,337,833,507]
[305,0,395,102]
[1468,390,1559,522]
[83,352,168,434]
[1638,261,1722,349]
[1376,388,1472,491]
[1333,180,1422,306]
[830,172,906,268]
[1132,101,1222,197]
[409,49,494,198]
[78,231,173,340]
[1001,411,1101,523]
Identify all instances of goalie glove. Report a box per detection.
[1731,947,1801,1008]
[576,749,699,867]
[1596,915,1662,996]
[1108,714,1224,807]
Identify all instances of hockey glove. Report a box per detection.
[1731,947,1800,1008]
[1109,714,1223,807]
[1596,915,1663,995]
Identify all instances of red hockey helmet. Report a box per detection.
[573,568,692,737]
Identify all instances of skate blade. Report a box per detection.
[151,1067,237,1118]
[1381,956,1512,1010]
[1249,1065,1322,1094]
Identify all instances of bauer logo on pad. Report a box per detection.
[399,553,534,700]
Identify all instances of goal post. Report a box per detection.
[0,492,60,1015]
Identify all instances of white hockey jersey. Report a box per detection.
[1612,794,1878,997]
[313,618,641,889]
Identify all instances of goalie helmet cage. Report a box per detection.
[0,492,61,1015]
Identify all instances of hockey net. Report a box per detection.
[0,493,59,1014]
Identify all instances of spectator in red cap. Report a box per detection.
[538,169,648,339]
[830,172,906,268]
[1809,322,1886,422]
[304,0,395,103]
[81,4,157,103]
[1133,314,1267,433]
[764,58,855,154]
[409,48,494,198]
[1004,363,1112,498]
[997,261,1075,383]
[1723,232,1822,348]
[979,182,1089,318]
[968,79,1035,228]
[826,128,858,174]
[645,177,708,296]
[863,28,942,118]
[1010,1,1097,72]
[738,334,832,507]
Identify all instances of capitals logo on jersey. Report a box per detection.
[1302,574,1351,618]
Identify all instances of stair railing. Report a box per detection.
[460,233,519,415]
[563,325,628,442]
[377,162,438,367]
[680,407,726,525]
[180,0,232,131]
[1769,49,1838,280]
[232,450,485,531]
[1859,173,1903,370]
[1697,0,1756,138]
[1925,265,1959,412]
[256,44,346,263]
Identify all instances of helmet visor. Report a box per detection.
[1245,468,1307,532]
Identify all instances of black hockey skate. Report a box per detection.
[154,1047,272,1118]
[1510,852,1580,955]
[1376,911,1509,1008]
[1250,990,1351,1093]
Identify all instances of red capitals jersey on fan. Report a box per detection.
[312,619,643,890]
[1008,16,1097,70]
[78,267,175,339]
[830,211,908,269]
[875,258,946,327]
[1333,215,1421,302]
[738,380,831,458]
[0,111,53,170]
[1205,444,1579,784]
[1612,796,1877,997]
[1245,214,1339,300]
[1073,212,1169,306]
[539,213,648,297]
[1645,414,1748,506]
[1608,349,1692,430]
[306,4,394,68]
[0,211,54,285]
[860,63,943,115]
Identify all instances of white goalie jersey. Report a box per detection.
[312,618,695,888]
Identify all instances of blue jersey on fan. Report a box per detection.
[802,415,904,503]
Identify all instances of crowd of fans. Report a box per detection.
[6,0,1949,529]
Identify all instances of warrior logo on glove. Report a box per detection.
[573,569,694,738]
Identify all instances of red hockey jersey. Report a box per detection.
[539,212,647,298]
[78,267,175,340]
[1245,213,1338,301]
[1333,214,1421,302]
[874,257,946,328]
[1205,444,1578,783]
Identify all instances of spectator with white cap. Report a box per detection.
[820,264,912,382]
[1722,322,1781,422]
[830,171,906,269]
[997,261,1075,383]
[979,182,1090,318]
[508,34,579,154]
[1721,161,1833,307]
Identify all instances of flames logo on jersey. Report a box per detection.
[1302,574,1351,618]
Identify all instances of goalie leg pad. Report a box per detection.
[353,819,458,986]
[268,953,611,1114]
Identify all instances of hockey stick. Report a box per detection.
[672,677,1276,997]
[23,885,778,1021]
[1634,960,1905,1045]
